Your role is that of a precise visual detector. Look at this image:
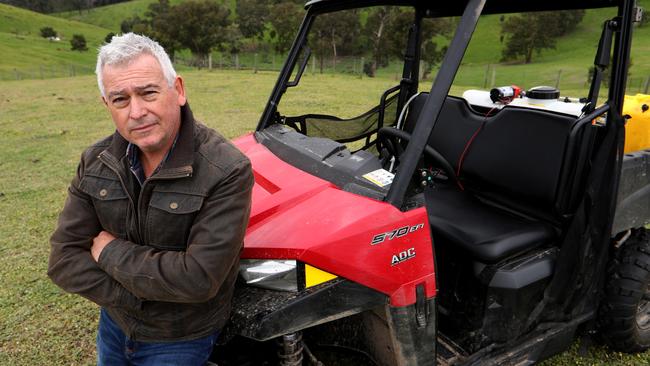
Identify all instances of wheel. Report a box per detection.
[599,228,650,352]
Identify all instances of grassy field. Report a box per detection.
[0,70,649,365]
[0,1,649,364]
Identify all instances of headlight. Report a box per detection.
[239,260,339,292]
[239,259,298,292]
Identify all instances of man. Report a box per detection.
[48,33,253,365]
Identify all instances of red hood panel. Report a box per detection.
[232,133,436,306]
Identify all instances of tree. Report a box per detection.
[225,24,244,55]
[500,10,585,64]
[363,7,397,77]
[70,34,88,51]
[167,0,231,61]
[237,0,269,40]
[70,0,92,15]
[40,26,57,38]
[383,10,450,79]
[146,0,182,60]
[311,10,361,73]
[120,15,148,33]
[268,2,303,54]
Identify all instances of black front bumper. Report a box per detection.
[223,279,388,341]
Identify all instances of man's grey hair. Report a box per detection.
[95,33,176,98]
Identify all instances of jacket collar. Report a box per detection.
[104,103,195,178]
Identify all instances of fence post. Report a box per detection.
[490,66,496,87]
[14,68,19,80]
[39,65,44,79]
[638,78,643,93]
[311,56,315,75]
[208,54,212,70]
[555,69,562,89]
[644,76,650,94]
[483,64,490,88]
[360,57,364,79]
[254,53,258,74]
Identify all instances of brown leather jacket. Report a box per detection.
[48,104,253,342]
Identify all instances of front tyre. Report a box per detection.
[600,228,650,353]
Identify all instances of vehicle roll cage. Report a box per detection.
[257,0,635,209]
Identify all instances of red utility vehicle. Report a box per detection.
[215,1,650,364]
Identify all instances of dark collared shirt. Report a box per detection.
[126,135,178,186]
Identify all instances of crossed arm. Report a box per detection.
[48,157,253,307]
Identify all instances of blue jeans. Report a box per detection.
[97,308,218,366]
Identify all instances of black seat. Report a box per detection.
[425,185,555,263]
[403,94,592,262]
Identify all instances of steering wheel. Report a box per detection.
[377,127,459,186]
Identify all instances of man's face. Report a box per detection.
[101,54,186,154]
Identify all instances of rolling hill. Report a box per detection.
[0,2,113,78]
[53,0,235,32]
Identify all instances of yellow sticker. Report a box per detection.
[363,169,395,187]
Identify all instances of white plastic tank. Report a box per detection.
[462,86,586,117]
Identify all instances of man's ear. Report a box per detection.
[174,76,187,106]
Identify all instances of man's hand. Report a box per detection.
[91,231,116,262]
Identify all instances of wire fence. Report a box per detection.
[172,53,375,76]
[2,53,649,95]
[0,64,95,81]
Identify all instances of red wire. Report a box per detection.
[455,107,497,188]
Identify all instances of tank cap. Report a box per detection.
[526,86,560,100]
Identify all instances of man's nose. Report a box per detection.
[129,97,147,120]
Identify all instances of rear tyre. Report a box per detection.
[599,228,650,353]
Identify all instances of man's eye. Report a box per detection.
[111,97,128,106]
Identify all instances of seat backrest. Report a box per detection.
[403,93,592,221]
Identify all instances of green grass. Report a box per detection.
[0,70,649,365]
[0,1,649,364]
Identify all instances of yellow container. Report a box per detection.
[623,94,650,153]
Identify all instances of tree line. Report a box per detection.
[117,1,587,75]
[118,1,451,76]
[19,0,592,76]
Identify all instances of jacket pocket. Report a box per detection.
[79,175,129,237]
[147,191,204,250]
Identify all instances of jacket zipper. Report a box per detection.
[98,151,144,244]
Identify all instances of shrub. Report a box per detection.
[105,32,115,43]
[40,27,57,38]
[70,34,88,51]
